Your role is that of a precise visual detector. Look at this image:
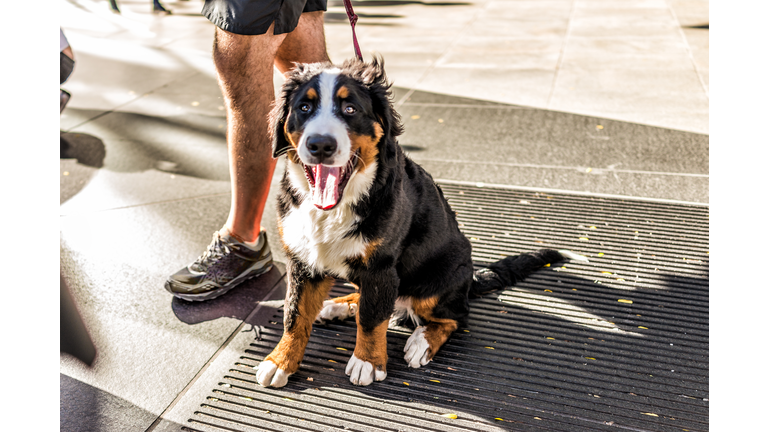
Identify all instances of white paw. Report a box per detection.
[315,300,358,323]
[255,360,291,387]
[345,354,386,386]
[404,326,432,368]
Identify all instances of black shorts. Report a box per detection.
[202,0,327,36]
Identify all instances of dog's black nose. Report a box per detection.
[306,135,338,161]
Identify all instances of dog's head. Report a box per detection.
[271,57,403,211]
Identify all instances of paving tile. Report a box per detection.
[396,96,708,175]
[416,66,556,109]
[438,37,563,70]
[61,374,159,432]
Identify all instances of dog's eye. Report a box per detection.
[343,105,356,115]
[299,103,312,113]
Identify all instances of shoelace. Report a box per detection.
[195,233,234,269]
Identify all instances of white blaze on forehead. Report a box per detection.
[298,68,351,167]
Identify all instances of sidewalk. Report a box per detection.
[60,1,709,431]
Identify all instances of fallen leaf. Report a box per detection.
[618,299,633,304]
[590,226,597,229]
[328,359,338,363]
[586,168,592,173]
[520,200,530,204]
[579,237,589,241]
[495,418,504,421]
[485,346,495,349]
[544,289,553,292]
[430,380,441,383]
[585,357,596,360]
[403,382,409,386]
[543,263,550,267]
[597,253,605,257]
[596,125,604,130]
[601,271,612,275]
[440,413,458,419]
[438,119,444,123]
[642,413,659,417]
[638,326,648,329]
[447,367,457,371]
[307,377,314,381]
[336,347,348,351]
[546,337,555,340]
[616,278,626,282]
[411,115,420,120]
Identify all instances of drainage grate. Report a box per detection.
[184,184,709,432]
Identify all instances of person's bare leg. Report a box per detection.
[275,11,330,74]
[216,12,330,244]
[214,25,285,243]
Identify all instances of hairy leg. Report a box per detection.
[275,11,331,74]
[213,25,285,243]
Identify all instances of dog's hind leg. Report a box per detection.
[256,272,334,388]
[315,292,359,324]
[403,296,462,368]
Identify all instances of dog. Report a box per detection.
[255,57,585,387]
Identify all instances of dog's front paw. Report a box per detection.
[256,360,291,387]
[404,326,432,368]
[345,354,387,386]
[315,300,358,324]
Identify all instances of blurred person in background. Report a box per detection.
[109,0,172,14]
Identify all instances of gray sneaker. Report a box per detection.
[165,230,273,301]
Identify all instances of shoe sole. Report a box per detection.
[165,259,273,302]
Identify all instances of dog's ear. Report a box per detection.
[270,81,294,159]
[356,56,403,168]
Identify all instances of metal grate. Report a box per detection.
[183,184,709,432]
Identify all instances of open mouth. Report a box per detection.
[302,149,360,210]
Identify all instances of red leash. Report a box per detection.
[342,0,364,61]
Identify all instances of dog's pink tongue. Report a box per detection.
[311,165,341,210]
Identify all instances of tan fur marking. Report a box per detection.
[306,88,318,100]
[411,296,459,361]
[332,292,360,306]
[359,239,382,265]
[264,277,334,374]
[336,86,349,99]
[350,122,384,171]
[285,122,301,150]
[354,317,389,372]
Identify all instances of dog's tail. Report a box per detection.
[470,249,588,298]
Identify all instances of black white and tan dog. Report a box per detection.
[256,57,586,387]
